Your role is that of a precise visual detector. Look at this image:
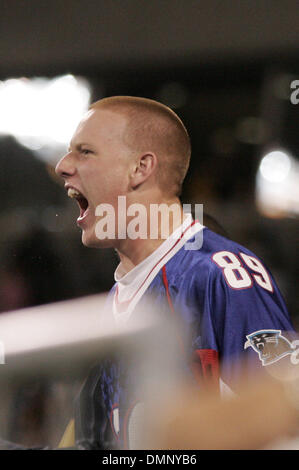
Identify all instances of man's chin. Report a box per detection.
[81,230,115,249]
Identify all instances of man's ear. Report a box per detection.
[130,152,157,189]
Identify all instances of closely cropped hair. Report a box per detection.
[90,96,191,196]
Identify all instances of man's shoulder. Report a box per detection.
[200,227,256,257]
[167,227,256,277]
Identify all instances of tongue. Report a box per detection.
[80,206,86,218]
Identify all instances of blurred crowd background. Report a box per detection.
[0,0,298,448]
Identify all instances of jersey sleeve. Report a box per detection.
[190,250,296,389]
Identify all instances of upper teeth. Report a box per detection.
[68,188,81,199]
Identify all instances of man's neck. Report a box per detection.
[115,198,186,274]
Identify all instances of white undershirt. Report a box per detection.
[113,213,204,323]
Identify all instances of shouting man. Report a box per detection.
[55,96,295,449]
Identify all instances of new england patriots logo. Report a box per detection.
[244,329,294,366]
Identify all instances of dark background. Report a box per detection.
[0,0,298,447]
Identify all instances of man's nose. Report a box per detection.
[55,153,76,179]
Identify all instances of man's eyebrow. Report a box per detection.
[68,142,93,152]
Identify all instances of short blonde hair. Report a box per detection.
[89,96,191,196]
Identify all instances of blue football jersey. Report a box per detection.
[75,227,296,449]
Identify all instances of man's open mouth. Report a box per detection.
[68,187,89,220]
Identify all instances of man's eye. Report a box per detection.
[81,149,92,155]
